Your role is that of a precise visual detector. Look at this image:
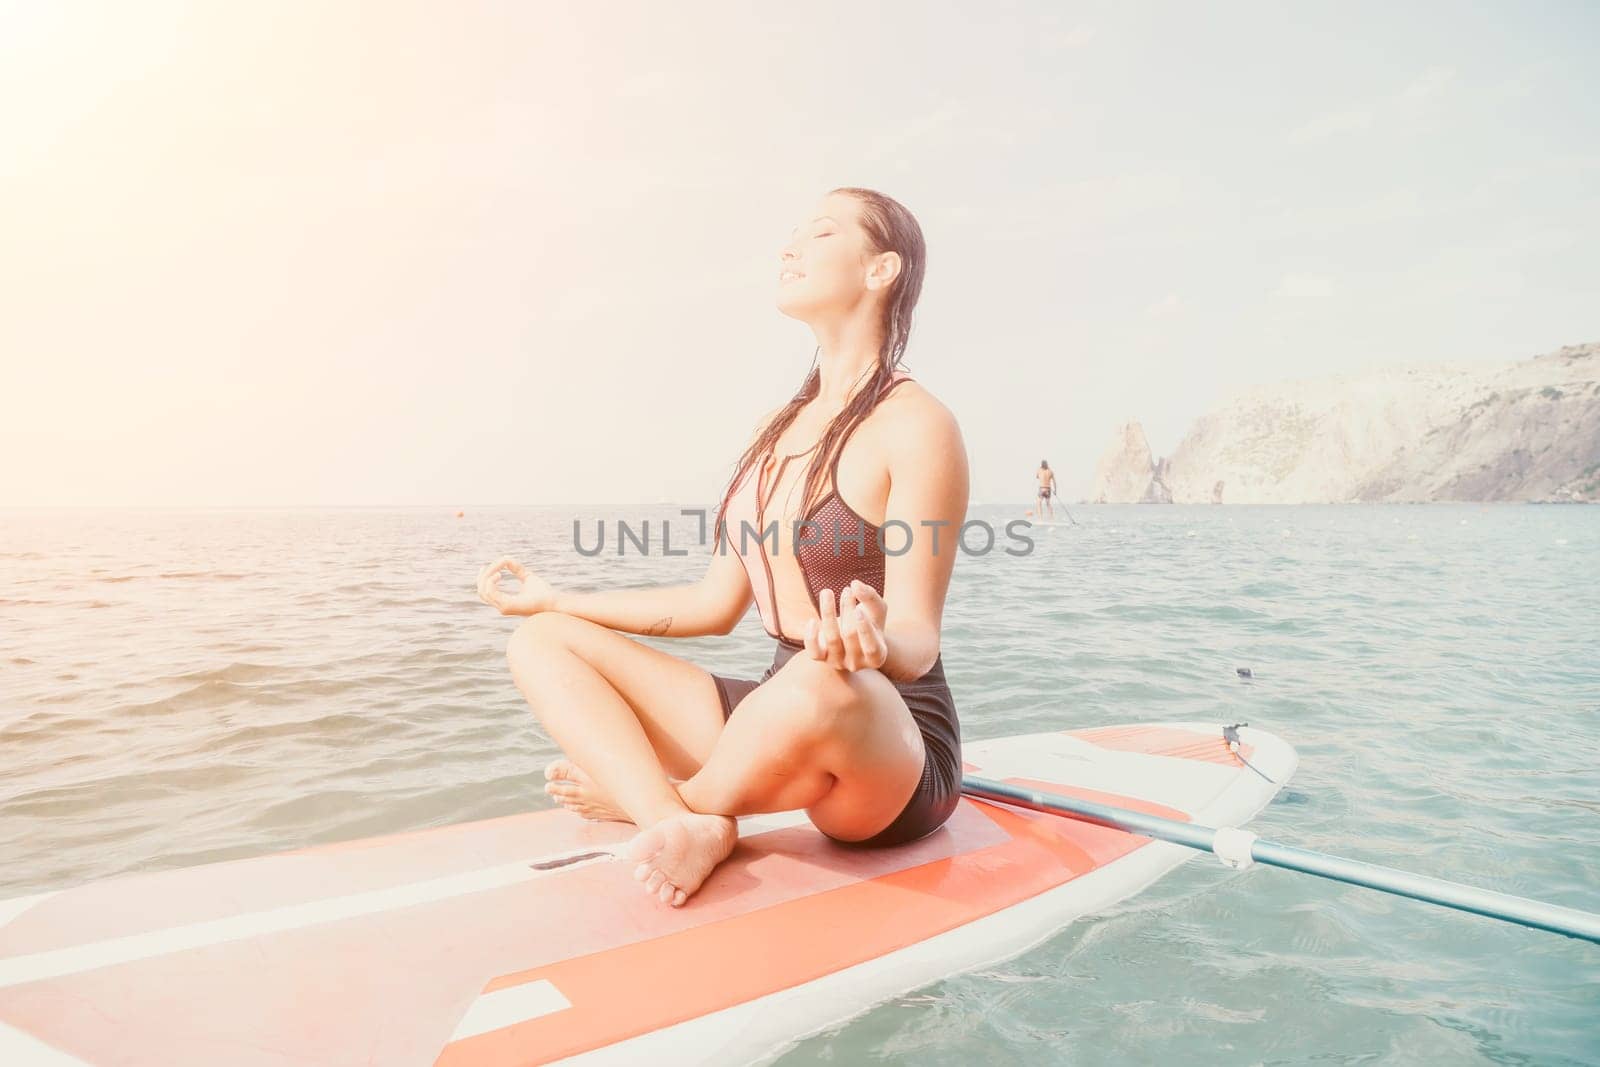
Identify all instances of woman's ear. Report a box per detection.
[865,250,902,291]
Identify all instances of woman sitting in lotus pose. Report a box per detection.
[476,186,968,908]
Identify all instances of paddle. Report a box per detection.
[960,775,1600,945]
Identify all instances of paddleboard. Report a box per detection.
[0,721,1295,1065]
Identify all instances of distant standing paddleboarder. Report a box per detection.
[1036,460,1057,520]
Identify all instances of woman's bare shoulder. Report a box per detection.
[873,380,968,510]
[878,378,963,451]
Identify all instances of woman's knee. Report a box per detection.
[761,659,861,745]
[505,611,581,668]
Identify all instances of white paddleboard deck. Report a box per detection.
[0,721,1296,1065]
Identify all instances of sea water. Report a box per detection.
[1,504,1596,1065]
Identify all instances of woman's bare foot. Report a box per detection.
[543,759,630,823]
[624,811,738,907]
[544,759,693,825]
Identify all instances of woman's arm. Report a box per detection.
[877,395,970,682]
[479,542,751,637]
[483,407,776,636]
[550,543,752,637]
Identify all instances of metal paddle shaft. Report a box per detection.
[961,775,1600,945]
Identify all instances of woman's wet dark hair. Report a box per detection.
[714,188,927,546]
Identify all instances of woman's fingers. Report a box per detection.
[840,582,888,669]
[821,587,884,672]
[850,580,887,625]
[804,618,825,660]
[478,559,514,610]
[839,586,874,668]
[807,618,835,662]
[816,589,845,666]
[484,565,507,605]
[851,579,884,612]
[837,585,858,637]
[476,557,523,607]
[853,604,887,665]
[482,576,506,612]
[816,588,836,644]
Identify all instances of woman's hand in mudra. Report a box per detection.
[804,580,888,672]
[476,557,556,617]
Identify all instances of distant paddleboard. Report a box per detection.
[0,722,1295,1065]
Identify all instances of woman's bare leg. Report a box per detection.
[505,612,727,821]
[626,653,925,905]
[507,612,925,906]
[675,652,925,837]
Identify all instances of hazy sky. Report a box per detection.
[3,1,1596,507]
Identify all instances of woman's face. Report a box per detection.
[776,194,893,321]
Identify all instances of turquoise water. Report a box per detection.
[2,504,1596,1064]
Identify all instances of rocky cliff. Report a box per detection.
[1093,342,1600,503]
[1090,420,1172,503]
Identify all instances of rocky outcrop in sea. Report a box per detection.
[1090,421,1173,503]
[1090,342,1600,504]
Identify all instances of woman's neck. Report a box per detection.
[811,317,885,407]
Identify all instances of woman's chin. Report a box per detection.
[777,282,836,319]
[775,292,813,320]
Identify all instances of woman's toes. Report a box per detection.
[622,812,737,906]
[544,759,580,784]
